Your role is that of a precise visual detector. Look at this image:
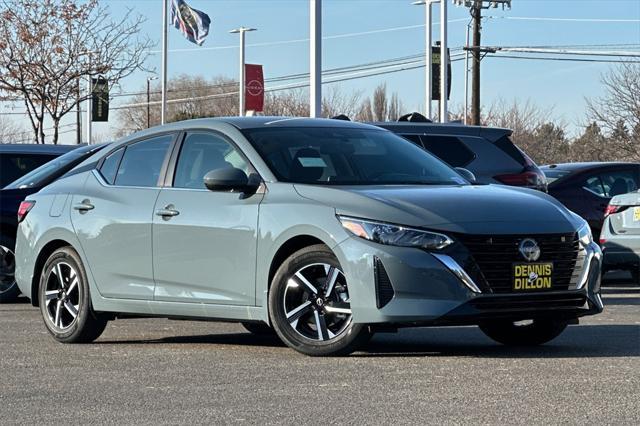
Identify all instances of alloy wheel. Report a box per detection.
[0,244,16,294]
[283,263,352,341]
[44,261,81,331]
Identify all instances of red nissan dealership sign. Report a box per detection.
[245,64,264,112]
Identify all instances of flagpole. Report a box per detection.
[161,0,168,125]
[310,0,321,118]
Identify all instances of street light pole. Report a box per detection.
[229,27,257,116]
[464,19,471,124]
[147,76,158,128]
[310,0,322,118]
[412,0,439,121]
[161,0,168,125]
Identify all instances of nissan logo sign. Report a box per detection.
[519,238,541,262]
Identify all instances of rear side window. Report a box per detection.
[494,135,527,166]
[0,153,56,188]
[99,148,125,185]
[400,134,424,148]
[418,135,475,167]
[585,170,638,198]
[114,135,173,187]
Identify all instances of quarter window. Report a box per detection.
[114,135,173,187]
[173,132,250,189]
[98,147,124,185]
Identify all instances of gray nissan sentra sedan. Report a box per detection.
[14,117,603,356]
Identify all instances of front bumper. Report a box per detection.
[334,237,603,325]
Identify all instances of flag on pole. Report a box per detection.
[170,0,211,46]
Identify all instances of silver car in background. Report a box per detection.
[601,191,640,283]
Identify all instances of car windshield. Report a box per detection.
[242,127,468,186]
[5,145,99,189]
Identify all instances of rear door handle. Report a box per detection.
[155,204,180,218]
[73,199,94,212]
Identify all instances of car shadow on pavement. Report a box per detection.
[97,333,287,348]
[355,324,640,358]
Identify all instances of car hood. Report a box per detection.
[294,184,581,234]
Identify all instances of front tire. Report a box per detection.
[0,234,20,303]
[38,247,108,343]
[268,244,370,356]
[479,319,568,346]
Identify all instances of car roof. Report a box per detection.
[372,121,512,142]
[0,143,82,154]
[541,162,639,172]
[177,116,384,130]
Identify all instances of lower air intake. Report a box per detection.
[374,257,395,308]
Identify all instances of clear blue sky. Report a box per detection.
[70,0,640,142]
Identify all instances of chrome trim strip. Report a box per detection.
[432,253,482,294]
[575,242,601,290]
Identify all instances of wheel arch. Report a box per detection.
[30,239,73,307]
[267,235,328,290]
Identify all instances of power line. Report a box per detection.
[489,54,640,64]
[489,16,640,23]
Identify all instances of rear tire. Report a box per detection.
[268,244,370,356]
[0,234,20,303]
[241,322,276,336]
[38,246,108,343]
[480,319,568,346]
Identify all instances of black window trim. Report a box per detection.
[163,128,262,189]
[95,131,180,188]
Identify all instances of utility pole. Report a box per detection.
[454,0,511,125]
[470,2,481,126]
[160,0,168,125]
[147,76,158,128]
[230,27,257,116]
[76,78,81,144]
[86,75,92,144]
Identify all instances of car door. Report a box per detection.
[152,131,263,305]
[71,134,174,300]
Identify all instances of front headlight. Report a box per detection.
[337,215,453,250]
[578,222,593,246]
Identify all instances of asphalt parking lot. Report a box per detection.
[1,286,638,425]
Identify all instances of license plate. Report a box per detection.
[633,207,640,221]
[513,263,553,291]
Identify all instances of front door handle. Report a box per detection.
[155,204,180,219]
[73,199,94,212]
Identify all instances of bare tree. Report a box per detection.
[372,84,388,122]
[116,75,238,137]
[0,114,28,143]
[586,62,640,158]
[321,86,363,118]
[0,0,151,143]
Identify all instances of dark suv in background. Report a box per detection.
[375,118,547,191]
[0,143,80,188]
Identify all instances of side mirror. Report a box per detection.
[203,168,259,193]
[455,167,477,183]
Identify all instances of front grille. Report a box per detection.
[456,233,580,294]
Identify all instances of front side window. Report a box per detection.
[242,127,466,186]
[114,135,173,187]
[173,132,250,189]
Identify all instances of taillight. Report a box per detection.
[494,170,546,189]
[17,200,35,223]
[604,204,629,218]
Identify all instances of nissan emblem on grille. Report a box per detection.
[519,238,541,262]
